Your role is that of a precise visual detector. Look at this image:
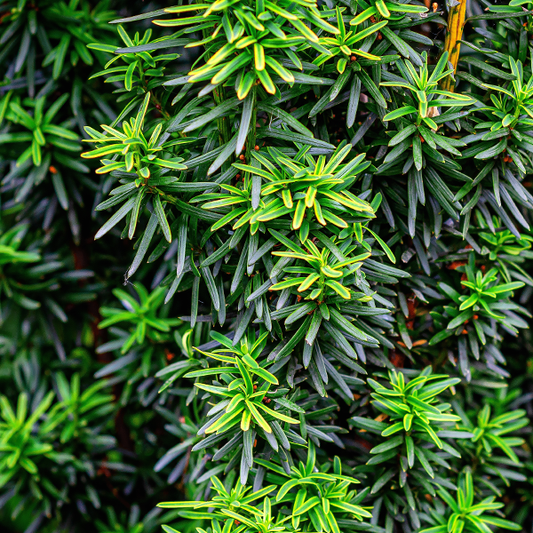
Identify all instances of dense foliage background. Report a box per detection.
[1,0,533,533]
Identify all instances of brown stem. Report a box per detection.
[441,0,467,92]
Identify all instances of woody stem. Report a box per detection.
[441,0,467,92]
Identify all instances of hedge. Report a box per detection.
[0,1,532,533]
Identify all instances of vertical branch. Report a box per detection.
[213,85,231,146]
[244,85,257,156]
[441,0,467,92]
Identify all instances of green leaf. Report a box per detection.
[384,106,417,121]
[125,60,138,91]
[95,197,136,240]
[183,97,243,133]
[53,34,71,80]
[365,227,396,263]
[370,435,404,454]
[236,92,254,155]
[357,70,387,109]
[154,195,172,243]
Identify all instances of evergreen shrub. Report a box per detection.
[1,0,533,532]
